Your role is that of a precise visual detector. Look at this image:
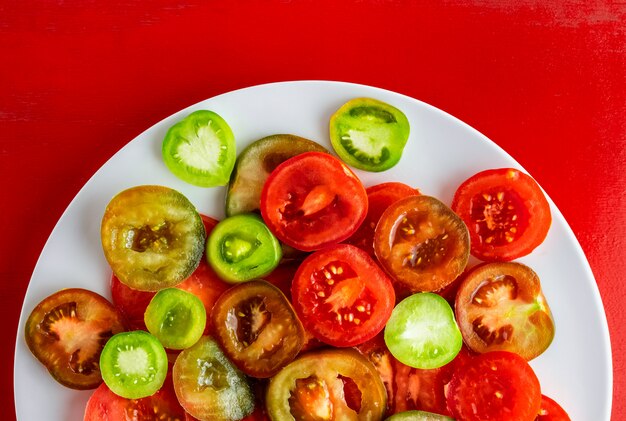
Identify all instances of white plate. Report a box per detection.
[14,81,612,420]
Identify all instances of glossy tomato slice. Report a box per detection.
[211,280,305,378]
[266,348,387,421]
[260,151,368,251]
[455,262,555,360]
[536,395,571,420]
[24,288,125,390]
[451,168,551,261]
[446,351,542,421]
[291,244,395,347]
[374,195,470,294]
[346,182,420,257]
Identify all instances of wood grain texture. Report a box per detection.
[1,1,624,419]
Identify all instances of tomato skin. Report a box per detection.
[455,262,555,360]
[345,182,419,257]
[446,351,542,421]
[291,244,395,347]
[451,168,551,262]
[374,195,470,294]
[536,395,571,421]
[260,151,368,252]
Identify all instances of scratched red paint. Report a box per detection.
[1,1,624,419]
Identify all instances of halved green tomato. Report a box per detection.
[173,336,255,421]
[330,97,410,172]
[101,185,206,291]
[385,411,454,420]
[207,213,282,283]
[24,288,125,390]
[100,330,168,399]
[225,134,328,216]
[384,293,462,369]
[162,110,236,187]
[266,348,387,421]
[144,288,206,350]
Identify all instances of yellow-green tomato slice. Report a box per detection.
[99,331,168,399]
[330,97,410,172]
[162,110,236,187]
[207,213,282,283]
[225,134,328,216]
[384,293,462,369]
[173,336,254,421]
[385,410,455,420]
[144,288,206,350]
[101,185,206,292]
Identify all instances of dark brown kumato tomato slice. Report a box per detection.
[211,280,305,378]
[446,351,542,421]
[455,262,555,360]
[451,168,551,261]
[291,244,395,347]
[260,152,368,252]
[266,348,387,421]
[374,195,470,294]
[101,185,206,292]
[24,288,125,390]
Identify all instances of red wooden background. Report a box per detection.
[2,1,624,419]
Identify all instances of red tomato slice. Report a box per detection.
[260,152,368,251]
[84,377,186,421]
[291,244,395,347]
[446,351,542,421]
[346,182,420,257]
[536,395,571,420]
[451,168,551,261]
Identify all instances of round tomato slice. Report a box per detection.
[536,395,571,420]
[266,348,387,421]
[291,244,395,347]
[260,151,368,251]
[346,182,420,257]
[374,195,470,294]
[446,351,542,421]
[211,280,305,378]
[101,185,206,291]
[455,262,555,360]
[451,168,551,261]
[24,288,125,390]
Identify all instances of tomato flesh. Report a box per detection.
[291,244,395,347]
[451,168,551,261]
[455,262,555,360]
[260,152,368,251]
[536,395,571,420]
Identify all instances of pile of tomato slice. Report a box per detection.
[24,99,569,421]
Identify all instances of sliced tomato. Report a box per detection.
[84,377,186,421]
[446,351,542,421]
[374,195,470,294]
[110,275,155,330]
[346,182,420,257]
[260,151,368,251]
[211,280,305,378]
[451,168,551,261]
[536,395,571,420]
[291,244,395,347]
[24,288,125,390]
[266,348,387,420]
[455,262,555,360]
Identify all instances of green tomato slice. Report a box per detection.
[101,185,206,292]
[144,288,206,350]
[100,331,168,399]
[173,336,255,421]
[162,110,236,187]
[330,97,410,172]
[384,293,462,369]
[207,213,282,283]
[226,134,328,216]
[386,410,455,420]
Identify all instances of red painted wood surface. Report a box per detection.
[2,1,624,419]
